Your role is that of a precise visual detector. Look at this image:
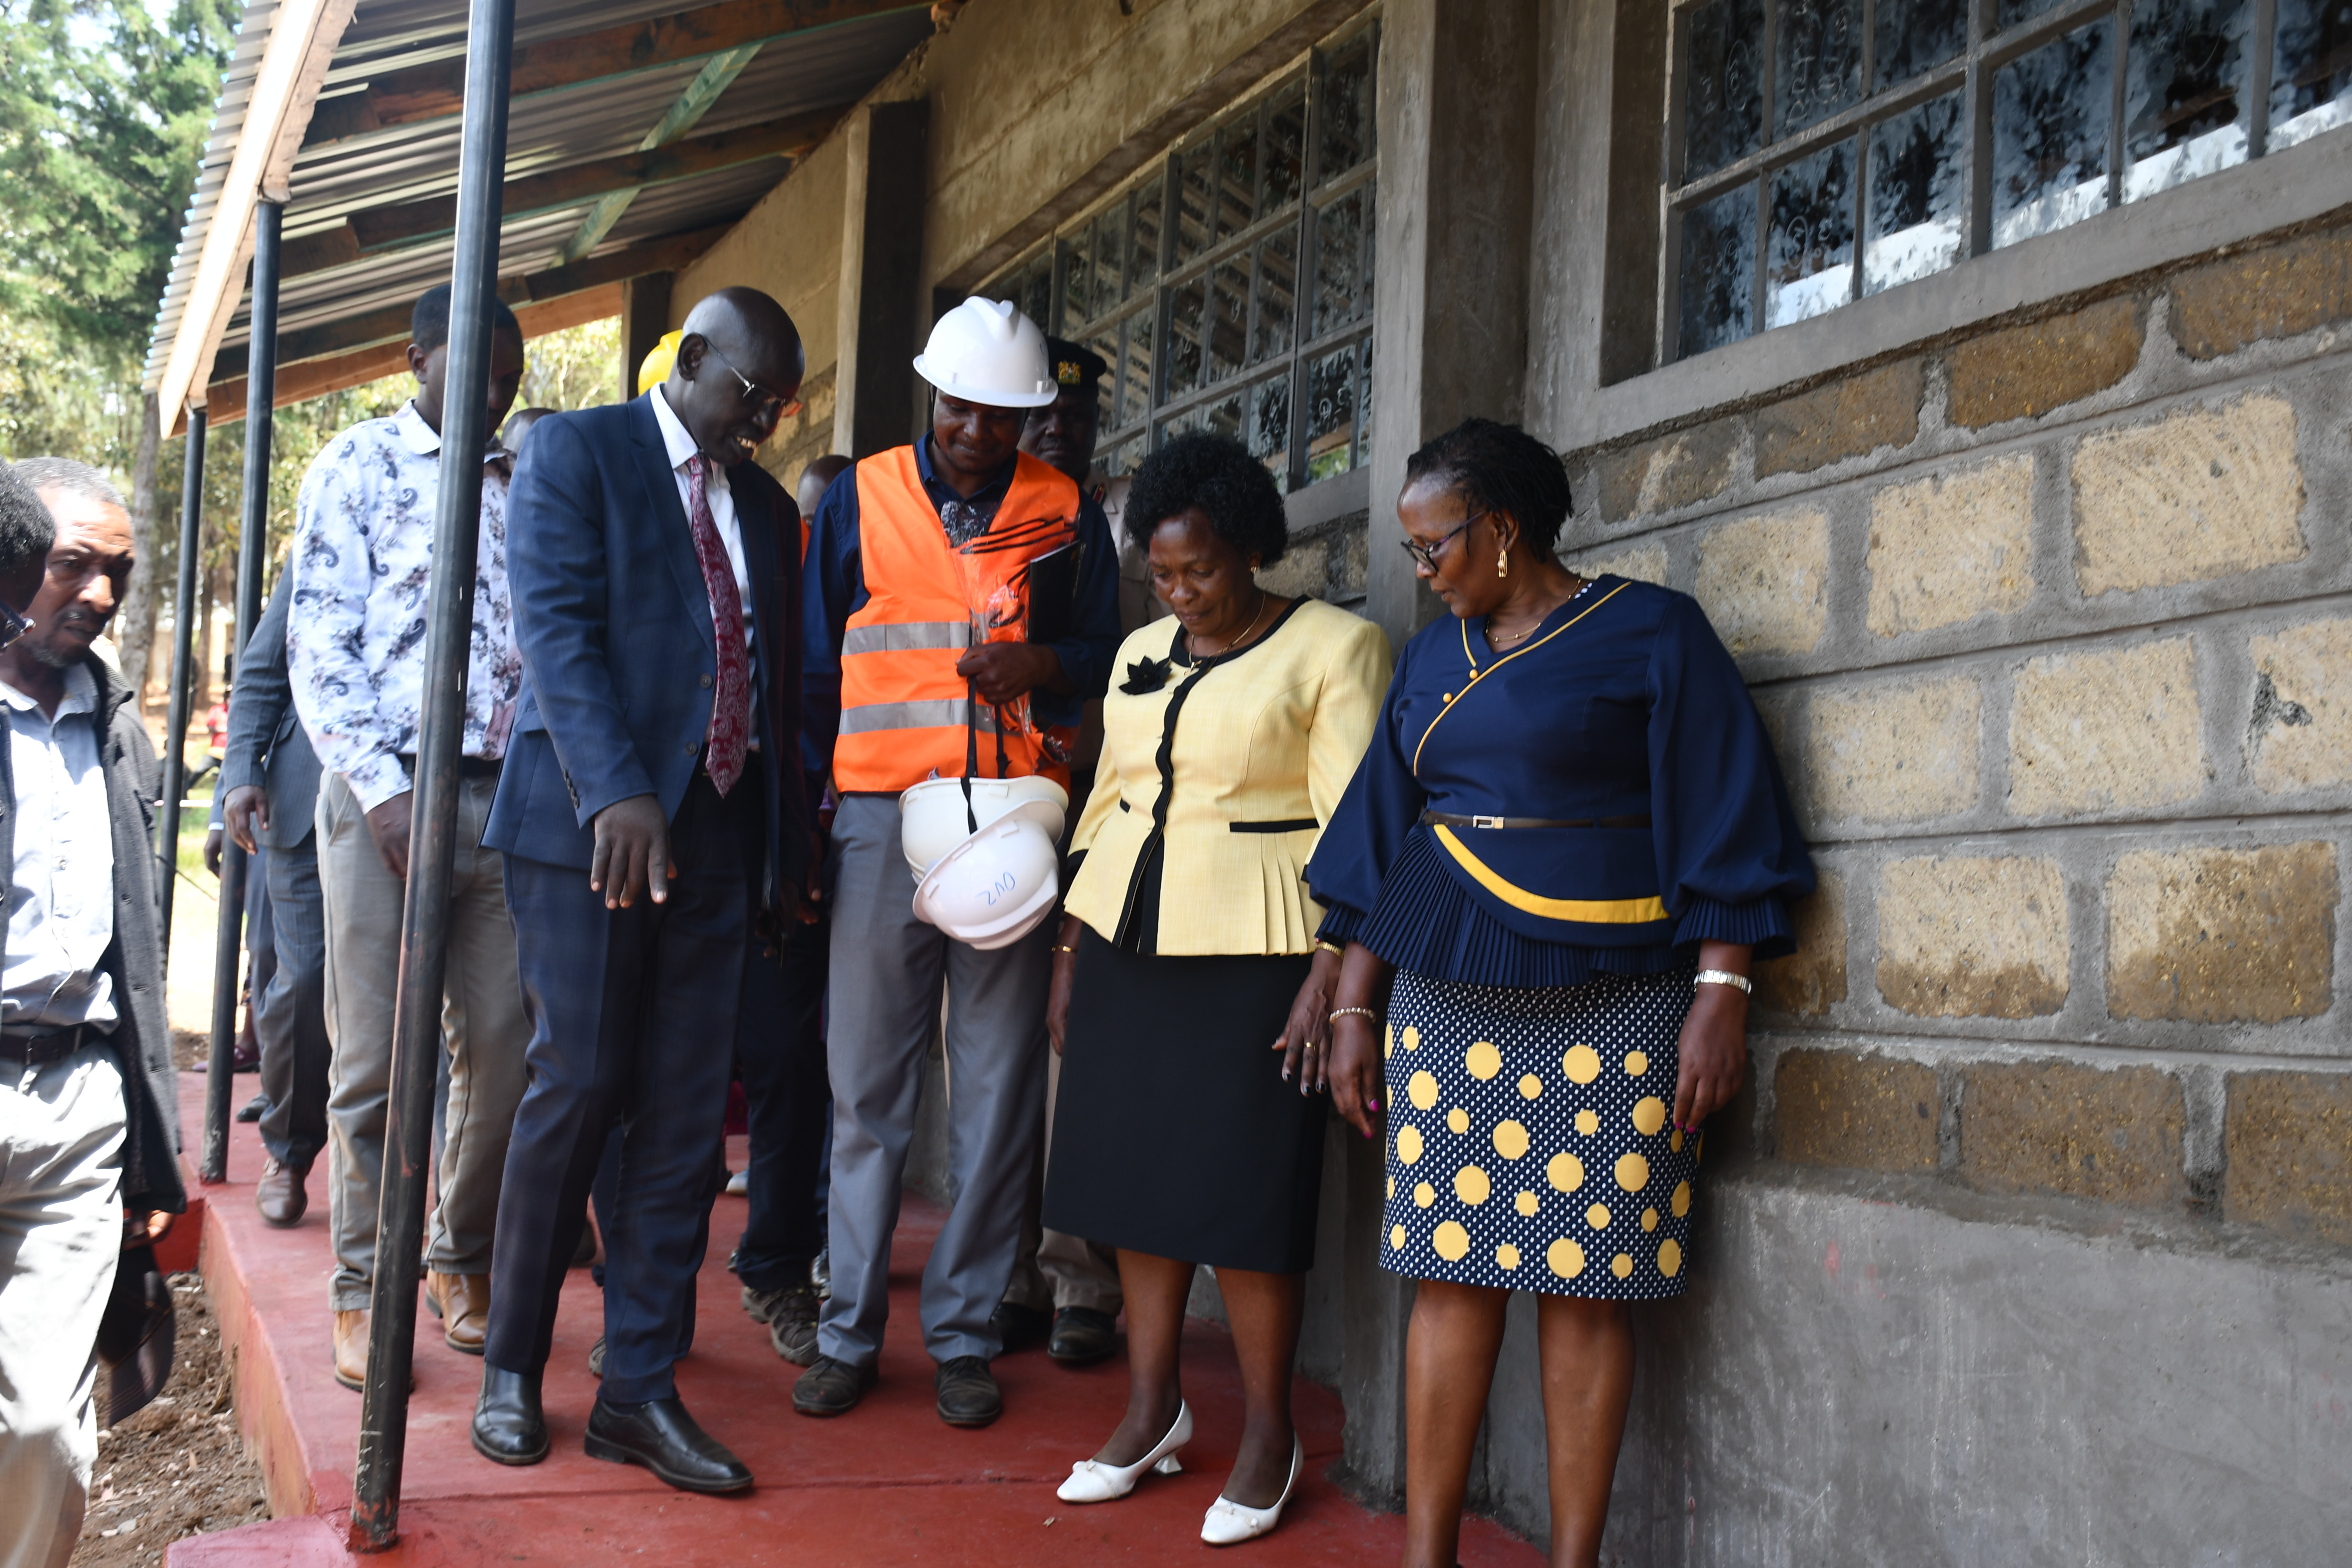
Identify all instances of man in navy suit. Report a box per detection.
[471,288,815,1493]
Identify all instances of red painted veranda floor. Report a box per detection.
[168,1072,1542,1567]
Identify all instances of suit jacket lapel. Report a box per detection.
[629,394,720,661]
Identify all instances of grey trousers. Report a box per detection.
[255,836,330,1170]
[0,1044,122,1568]
[817,793,1050,1367]
[1003,1046,1123,1315]
[318,772,529,1311]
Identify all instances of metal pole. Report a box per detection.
[157,408,207,973]
[348,0,512,1545]
[201,199,283,1184]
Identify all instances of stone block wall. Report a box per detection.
[1558,218,2352,1258]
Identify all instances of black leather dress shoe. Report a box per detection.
[990,1299,1050,1354]
[1048,1306,1119,1365]
[471,1366,547,1466]
[584,1396,752,1493]
[934,1355,1002,1428]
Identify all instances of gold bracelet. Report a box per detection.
[1315,939,1345,956]
[1052,944,1077,954]
[1328,1006,1378,1024]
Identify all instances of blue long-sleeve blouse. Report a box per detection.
[1304,576,1815,989]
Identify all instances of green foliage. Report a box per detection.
[517,316,623,414]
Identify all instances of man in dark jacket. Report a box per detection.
[212,566,327,1225]
[0,456,179,1568]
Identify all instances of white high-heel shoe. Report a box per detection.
[1200,1436,1303,1546]
[1055,1401,1193,1503]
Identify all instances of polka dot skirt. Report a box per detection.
[1379,966,1702,1300]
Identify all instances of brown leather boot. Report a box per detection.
[429,1271,491,1354]
[333,1309,370,1391]
[255,1157,308,1228]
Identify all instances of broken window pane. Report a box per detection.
[1992,19,2115,249]
[1176,141,1215,265]
[1767,138,1856,327]
[1874,0,1967,90]
[1120,306,1154,426]
[2124,0,2249,201]
[1166,275,1205,397]
[1677,181,1757,359]
[1307,343,1358,482]
[1250,375,1293,490]
[1253,230,1297,364]
[2270,0,2352,151]
[1061,226,1093,334]
[1208,261,1250,384]
[1319,30,1376,183]
[1220,118,1260,239]
[1132,176,1165,291]
[1775,0,1862,139]
[1314,189,1366,338]
[1865,90,1965,294]
[1265,82,1307,211]
[1683,0,1765,180]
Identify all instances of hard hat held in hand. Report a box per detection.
[913,803,1063,949]
[913,297,1058,409]
[900,775,1069,876]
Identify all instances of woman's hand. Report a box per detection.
[1326,942,1390,1139]
[1272,947,1342,1094]
[1046,914,1083,1055]
[1672,944,1753,1132]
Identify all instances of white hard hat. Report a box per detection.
[912,297,1058,409]
[900,775,1069,875]
[912,805,1062,949]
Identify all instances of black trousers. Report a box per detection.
[731,911,831,1291]
[485,768,758,1405]
[254,837,331,1169]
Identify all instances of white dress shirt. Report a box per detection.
[0,664,115,1032]
[286,401,522,811]
[650,385,756,651]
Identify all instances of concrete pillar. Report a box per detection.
[621,270,674,400]
[834,98,932,458]
[1340,0,1543,1502]
[1359,0,1542,644]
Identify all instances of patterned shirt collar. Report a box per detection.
[916,435,1015,547]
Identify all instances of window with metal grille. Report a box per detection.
[1661,0,2352,362]
[982,18,1379,493]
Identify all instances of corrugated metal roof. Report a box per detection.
[147,0,929,398]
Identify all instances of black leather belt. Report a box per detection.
[0,1024,105,1066]
[1421,810,1652,830]
[395,753,504,780]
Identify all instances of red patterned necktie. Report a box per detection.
[684,455,751,796]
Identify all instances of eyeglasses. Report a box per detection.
[0,602,28,653]
[1398,510,1488,572]
[702,340,805,424]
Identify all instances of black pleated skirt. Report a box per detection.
[1044,928,1325,1274]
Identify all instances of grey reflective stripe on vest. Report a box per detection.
[838,698,1002,735]
[841,620,973,655]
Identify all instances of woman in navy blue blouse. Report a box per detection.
[1310,419,1812,1568]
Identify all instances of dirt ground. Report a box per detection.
[69,1273,272,1566]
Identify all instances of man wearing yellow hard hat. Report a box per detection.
[795,298,1118,1430]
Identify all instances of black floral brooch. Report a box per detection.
[1119,655,1174,695]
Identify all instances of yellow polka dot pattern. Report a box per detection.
[1375,969,1704,1303]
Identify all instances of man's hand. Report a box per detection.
[591,794,673,909]
[222,784,269,856]
[955,643,1062,705]
[365,790,414,879]
[203,825,224,877]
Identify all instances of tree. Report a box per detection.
[0,0,235,703]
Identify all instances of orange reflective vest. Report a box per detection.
[833,446,1080,792]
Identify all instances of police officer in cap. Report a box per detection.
[1019,338,1108,489]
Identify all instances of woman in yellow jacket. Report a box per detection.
[1041,433,1389,1545]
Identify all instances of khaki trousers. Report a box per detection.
[0,1043,122,1568]
[318,772,528,1311]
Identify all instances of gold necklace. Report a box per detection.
[1190,589,1270,660]
[1485,577,1587,650]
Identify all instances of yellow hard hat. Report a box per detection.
[637,329,683,396]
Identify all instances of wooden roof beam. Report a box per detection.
[302,0,921,146]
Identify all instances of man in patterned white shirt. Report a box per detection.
[287,285,531,1391]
